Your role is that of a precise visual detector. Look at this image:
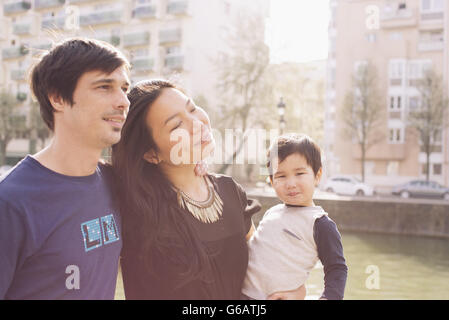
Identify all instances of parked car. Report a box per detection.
[392,180,449,200]
[322,175,375,196]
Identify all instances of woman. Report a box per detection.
[112,79,305,299]
[112,79,261,299]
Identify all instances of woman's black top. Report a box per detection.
[120,174,261,300]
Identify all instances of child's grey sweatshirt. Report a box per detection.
[242,204,347,300]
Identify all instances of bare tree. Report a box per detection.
[0,91,25,166]
[214,13,270,174]
[28,101,51,154]
[407,69,448,182]
[341,62,384,182]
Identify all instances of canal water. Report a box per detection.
[115,230,449,300]
[306,231,449,300]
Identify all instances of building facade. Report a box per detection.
[324,0,449,189]
[0,0,269,165]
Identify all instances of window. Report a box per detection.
[389,96,402,110]
[389,128,403,143]
[366,33,377,43]
[407,60,433,79]
[135,0,151,5]
[387,161,399,176]
[389,32,403,40]
[389,60,405,79]
[166,46,180,55]
[224,1,231,15]
[421,0,444,12]
[433,164,442,175]
[433,130,442,143]
[130,48,149,58]
[421,164,428,175]
[409,96,420,110]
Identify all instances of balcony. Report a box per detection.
[80,10,123,26]
[123,32,150,47]
[388,111,402,119]
[11,69,27,81]
[381,8,417,28]
[3,1,31,15]
[34,42,52,50]
[41,16,66,29]
[389,78,402,86]
[352,143,406,160]
[131,57,154,72]
[13,22,32,35]
[67,0,92,3]
[97,34,120,46]
[2,46,29,60]
[132,5,156,19]
[421,11,444,21]
[0,19,7,40]
[165,55,184,70]
[34,0,65,10]
[159,29,182,44]
[418,41,444,52]
[167,1,188,15]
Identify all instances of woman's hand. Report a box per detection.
[267,284,306,300]
[194,160,208,176]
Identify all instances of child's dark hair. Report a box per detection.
[267,133,322,179]
[30,37,130,131]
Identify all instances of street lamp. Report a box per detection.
[277,97,286,135]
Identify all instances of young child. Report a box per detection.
[242,133,348,300]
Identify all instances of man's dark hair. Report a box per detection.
[30,38,130,131]
[267,133,322,179]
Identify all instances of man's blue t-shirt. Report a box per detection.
[0,156,122,299]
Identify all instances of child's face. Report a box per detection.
[270,153,322,207]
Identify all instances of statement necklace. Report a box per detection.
[175,176,223,224]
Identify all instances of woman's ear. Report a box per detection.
[143,149,161,165]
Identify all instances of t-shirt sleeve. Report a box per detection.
[313,215,348,300]
[0,199,30,299]
[234,181,261,233]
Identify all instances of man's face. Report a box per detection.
[57,66,130,149]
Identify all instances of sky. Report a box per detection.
[266,0,330,64]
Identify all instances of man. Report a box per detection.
[0,38,130,299]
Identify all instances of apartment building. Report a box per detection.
[324,0,449,188]
[0,0,269,165]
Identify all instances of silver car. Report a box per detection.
[392,180,449,200]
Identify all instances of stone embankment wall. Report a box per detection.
[249,194,449,238]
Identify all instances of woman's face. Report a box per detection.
[144,88,214,166]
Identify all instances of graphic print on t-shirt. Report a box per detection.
[81,214,120,252]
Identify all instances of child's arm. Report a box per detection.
[313,216,348,300]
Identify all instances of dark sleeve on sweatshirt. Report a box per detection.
[313,215,348,300]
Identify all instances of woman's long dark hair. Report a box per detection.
[112,79,213,288]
